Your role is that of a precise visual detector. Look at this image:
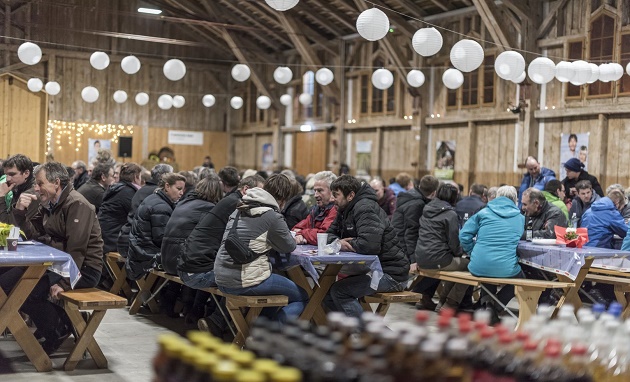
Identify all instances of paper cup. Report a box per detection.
[7,239,18,251]
[317,233,328,255]
[290,231,297,239]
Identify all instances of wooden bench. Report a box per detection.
[103,252,133,302]
[59,288,127,371]
[360,291,421,316]
[585,272,630,318]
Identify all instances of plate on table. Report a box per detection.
[531,238,559,246]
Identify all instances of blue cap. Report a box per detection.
[592,303,606,314]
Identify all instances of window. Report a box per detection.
[588,14,615,97]
[620,34,630,94]
[482,55,495,105]
[567,40,584,98]
[360,75,369,114]
[245,83,263,125]
[447,54,495,108]
[302,71,315,118]
[359,58,397,116]
[462,71,479,106]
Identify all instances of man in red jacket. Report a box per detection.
[292,171,338,245]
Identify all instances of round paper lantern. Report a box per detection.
[90,52,110,70]
[442,69,464,90]
[298,93,313,106]
[450,39,484,73]
[202,94,215,107]
[81,86,99,103]
[163,59,186,81]
[512,71,526,84]
[273,67,293,84]
[113,90,127,104]
[17,42,42,65]
[135,92,149,106]
[121,55,141,74]
[406,70,425,88]
[555,61,575,83]
[231,64,251,82]
[610,63,624,81]
[587,63,599,84]
[264,0,299,11]
[356,8,389,42]
[27,78,43,92]
[412,27,443,57]
[280,94,292,106]
[598,63,614,82]
[157,94,173,110]
[256,96,271,110]
[627,62,630,76]
[527,57,556,84]
[494,51,525,81]
[173,95,185,108]
[571,60,592,85]
[315,68,334,86]
[371,68,394,90]
[230,96,244,110]
[45,81,60,95]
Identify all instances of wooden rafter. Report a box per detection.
[391,0,427,18]
[500,0,531,23]
[428,0,453,12]
[218,0,293,47]
[297,2,346,36]
[537,0,569,38]
[472,0,516,50]
[307,0,356,31]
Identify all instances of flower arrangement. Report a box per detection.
[564,228,578,241]
[0,223,25,247]
[555,226,588,248]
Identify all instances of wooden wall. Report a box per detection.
[147,128,228,172]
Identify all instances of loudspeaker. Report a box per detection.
[118,137,133,158]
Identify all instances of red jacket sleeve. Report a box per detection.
[300,207,338,245]
[292,216,310,232]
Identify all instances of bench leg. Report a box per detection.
[374,303,390,317]
[227,300,261,348]
[105,257,132,300]
[359,299,373,313]
[63,306,108,371]
[129,273,160,315]
[514,286,543,331]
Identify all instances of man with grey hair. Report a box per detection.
[486,186,499,202]
[71,160,89,190]
[292,171,338,245]
[131,163,173,211]
[518,156,556,207]
[496,185,518,204]
[521,187,568,239]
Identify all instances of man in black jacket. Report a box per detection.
[77,162,115,213]
[521,188,569,239]
[562,157,604,198]
[71,160,89,191]
[325,175,410,318]
[0,154,38,225]
[455,183,487,225]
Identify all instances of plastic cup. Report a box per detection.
[6,238,18,251]
[317,233,328,255]
[290,231,297,239]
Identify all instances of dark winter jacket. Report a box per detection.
[568,193,601,227]
[126,189,175,280]
[562,170,604,199]
[377,187,397,219]
[0,178,39,225]
[131,180,158,212]
[415,199,462,269]
[97,181,137,253]
[392,188,432,259]
[73,170,89,192]
[581,197,628,249]
[518,167,556,206]
[522,200,569,240]
[455,195,486,226]
[116,181,159,258]
[327,183,410,282]
[160,193,215,275]
[77,178,106,213]
[281,195,309,230]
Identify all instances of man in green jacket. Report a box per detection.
[542,179,569,220]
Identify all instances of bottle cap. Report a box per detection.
[545,345,561,358]
[592,303,606,314]
[213,360,238,381]
[252,359,280,377]
[415,310,430,323]
[231,350,255,367]
[523,340,539,351]
[570,344,588,355]
[499,334,514,344]
[515,331,529,342]
[271,367,303,382]
[236,370,265,382]
[480,327,495,339]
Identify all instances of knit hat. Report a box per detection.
[564,158,584,172]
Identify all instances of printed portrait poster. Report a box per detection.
[261,143,273,172]
[355,140,372,179]
[88,139,111,164]
[560,133,589,179]
[435,140,455,180]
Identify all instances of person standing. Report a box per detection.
[518,156,556,207]
[562,157,604,199]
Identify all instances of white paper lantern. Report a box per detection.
[202,94,215,107]
[598,63,614,82]
[90,52,110,70]
[371,68,394,90]
[587,63,600,84]
[173,95,185,108]
[163,59,186,81]
[571,61,592,85]
[356,8,389,42]
[442,69,464,90]
[280,94,292,106]
[135,92,149,106]
[157,94,173,110]
[113,90,127,104]
[17,42,42,65]
[45,81,60,95]
[512,71,526,84]
[610,63,624,81]
[256,96,271,110]
[450,39,484,73]
[555,61,575,83]
[231,64,251,82]
[264,0,299,11]
[315,68,334,86]
[298,93,313,106]
[81,86,99,103]
[412,28,443,57]
[406,70,425,88]
[495,51,525,81]
[273,67,293,84]
[27,78,43,92]
[527,57,556,84]
[627,62,630,76]
[230,96,244,109]
[121,55,141,74]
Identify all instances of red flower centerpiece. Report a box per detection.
[555,226,588,248]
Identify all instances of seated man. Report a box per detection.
[582,192,628,249]
[568,180,600,227]
[521,188,569,239]
[542,179,569,221]
[369,177,397,219]
[0,154,39,225]
[325,175,410,318]
[455,183,487,226]
[292,171,338,245]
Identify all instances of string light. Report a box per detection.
[47,120,134,155]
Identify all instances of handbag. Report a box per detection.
[224,211,262,264]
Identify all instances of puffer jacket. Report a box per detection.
[327,183,410,282]
[392,187,432,259]
[214,188,296,289]
[460,196,524,278]
[415,199,462,269]
[518,167,556,207]
[281,194,308,230]
[569,193,600,228]
[581,197,627,249]
[523,200,569,240]
[160,193,215,275]
[117,180,158,257]
[126,189,175,280]
[97,181,137,253]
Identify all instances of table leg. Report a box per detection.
[552,256,594,319]
[63,305,108,371]
[285,266,327,324]
[298,264,342,325]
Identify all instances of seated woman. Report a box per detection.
[459,185,525,324]
[214,174,309,323]
[415,183,470,311]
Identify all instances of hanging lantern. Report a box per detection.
[371,68,394,90]
[450,39,484,73]
[256,96,272,110]
[173,95,185,108]
[45,81,61,95]
[512,71,526,84]
[494,51,525,81]
[412,28,442,57]
[264,0,299,11]
[27,78,43,92]
[163,59,186,81]
[280,94,292,106]
[121,56,141,74]
[406,70,425,88]
[442,69,464,90]
[113,90,128,104]
[202,94,215,107]
[587,63,599,84]
[627,62,630,76]
[356,8,389,42]
[135,92,149,106]
[527,57,556,84]
[231,64,251,82]
[555,61,575,83]
[298,93,312,106]
[610,63,624,81]
[81,86,99,103]
[157,94,173,110]
[571,61,592,85]
[90,52,110,70]
[230,96,244,109]
[273,67,293,84]
[598,63,614,82]
[17,42,42,65]
[315,68,334,86]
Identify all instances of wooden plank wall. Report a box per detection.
[147,128,228,172]
[293,131,328,176]
[232,136,256,171]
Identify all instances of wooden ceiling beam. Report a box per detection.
[217,0,293,47]
[429,0,453,12]
[472,0,516,50]
[500,0,531,23]
[307,0,356,31]
[537,0,569,38]
[392,0,428,18]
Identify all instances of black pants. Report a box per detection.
[479,271,525,310]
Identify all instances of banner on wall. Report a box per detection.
[560,132,589,179]
[167,130,204,146]
[262,143,273,172]
[88,139,111,164]
[356,140,372,178]
[435,140,455,180]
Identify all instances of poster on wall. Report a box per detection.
[355,140,372,179]
[435,140,456,180]
[88,139,111,164]
[261,143,273,172]
[560,132,589,179]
